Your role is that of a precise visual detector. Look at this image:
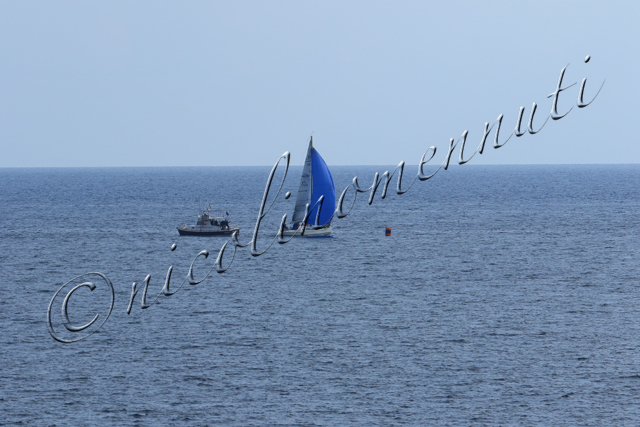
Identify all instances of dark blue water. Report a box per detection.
[1,165,639,426]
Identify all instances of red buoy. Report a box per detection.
[385,227,391,236]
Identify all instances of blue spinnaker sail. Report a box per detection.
[309,147,335,226]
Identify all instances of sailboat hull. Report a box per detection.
[282,224,332,237]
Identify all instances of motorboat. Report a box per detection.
[177,206,239,236]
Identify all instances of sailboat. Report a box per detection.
[283,136,336,236]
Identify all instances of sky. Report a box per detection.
[0,1,637,167]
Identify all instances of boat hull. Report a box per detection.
[282,224,332,237]
[177,227,239,236]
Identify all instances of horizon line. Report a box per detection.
[1,162,639,169]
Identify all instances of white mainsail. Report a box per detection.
[291,138,314,224]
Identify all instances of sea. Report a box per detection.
[1,164,639,426]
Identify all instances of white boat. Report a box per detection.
[282,137,336,237]
[177,206,239,236]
